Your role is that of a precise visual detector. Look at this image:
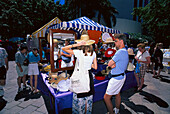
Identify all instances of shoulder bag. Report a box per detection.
[69,51,90,94]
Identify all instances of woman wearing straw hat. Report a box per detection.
[62,34,97,114]
[134,43,150,91]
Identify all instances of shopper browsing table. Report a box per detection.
[62,34,97,114]
[27,48,40,94]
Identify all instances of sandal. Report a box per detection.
[137,87,142,91]
[33,89,40,94]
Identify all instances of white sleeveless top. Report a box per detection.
[73,50,96,70]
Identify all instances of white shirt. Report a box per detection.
[54,47,59,60]
[136,50,150,64]
[73,50,96,70]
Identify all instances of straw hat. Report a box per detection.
[49,71,68,84]
[127,62,135,71]
[53,39,59,43]
[103,37,115,44]
[105,48,116,57]
[58,72,70,78]
[127,48,135,55]
[75,34,95,45]
[101,66,112,75]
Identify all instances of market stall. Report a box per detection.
[36,17,137,114]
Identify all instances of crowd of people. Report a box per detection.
[0,32,166,113]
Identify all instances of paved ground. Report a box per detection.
[0,61,170,114]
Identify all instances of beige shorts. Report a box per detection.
[106,75,126,95]
[28,63,39,76]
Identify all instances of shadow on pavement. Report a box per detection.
[0,97,7,111]
[14,89,30,101]
[121,87,154,114]
[159,75,170,84]
[14,89,42,101]
[24,91,42,101]
[139,90,169,108]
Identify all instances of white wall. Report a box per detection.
[113,18,142,33]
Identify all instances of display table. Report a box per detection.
[37,71,137,114]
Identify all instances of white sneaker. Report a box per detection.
[23,85,29,90]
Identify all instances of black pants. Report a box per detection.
[0,66,6,80]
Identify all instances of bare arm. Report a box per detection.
[91,57,97,70]
[60,51,72,57]
[5,57,8,71]
[62,41,86,55]
[108,59,116,68]
[16,62,23,72]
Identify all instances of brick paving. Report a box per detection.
[0,61,170,114]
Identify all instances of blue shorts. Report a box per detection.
[16,65,28,77]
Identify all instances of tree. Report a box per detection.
[0,0,64,39]
[132,0,170,47]
[64,0,118,27]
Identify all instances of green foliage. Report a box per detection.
[132,0,170,46]
[127,32,153,47]
[64,0,118,27]
[0,0,64,39]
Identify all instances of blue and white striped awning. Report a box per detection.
[46,16,120,34]
[60,16,120,34]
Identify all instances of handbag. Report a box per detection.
[69,51,90,94]
[23,59,29,66]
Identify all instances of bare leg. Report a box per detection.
[22,75,26,86]
[115,92,121,109]
[157,68,162,77]
[17,77,22,88]
[30,75,34,91]
[153,70,156,77]
[104,94,114,114]
[139,77,144,90]
[134,73,140,87]
[34,75,38,92]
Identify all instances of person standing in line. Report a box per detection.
[148,42,155,73]
[153,43,163,78]
[104,34,129,114]
[27,48,40,94]
[15,45,28,92]
[134,43,150,91]
[62,34,97,114]
[0,44,8,110]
